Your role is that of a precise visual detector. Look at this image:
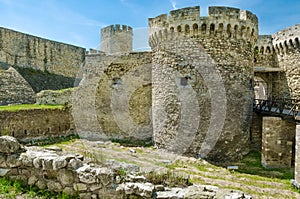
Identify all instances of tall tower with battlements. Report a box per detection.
[149,6,258,161]
[101,24,133,54]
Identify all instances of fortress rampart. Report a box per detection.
[273,24,300,55]
[273,24,300,98]
[254,35,278,68]
[148,6,258,48]
[0,27,85,78]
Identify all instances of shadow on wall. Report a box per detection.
[14,66,78,93]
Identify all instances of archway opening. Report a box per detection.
[254,76,268,100]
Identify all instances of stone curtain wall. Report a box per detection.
[0,27,86,78]
[149,6,258,161]
[261,117,295,168]
[273,24,300,99]
[254,35,279,68]
[251,113,263,151]
[72,52,153,141]
[0,67,35,105]
[0,109,73,142]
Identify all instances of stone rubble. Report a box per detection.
[0,136,252,198]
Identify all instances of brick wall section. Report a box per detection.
[0,109,73,141]
[261,117,295,168]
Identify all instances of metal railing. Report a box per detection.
[253,98,300,121]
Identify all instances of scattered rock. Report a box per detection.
[117,182,155,198]
[224,191,252,199]
[45,146,63,152]
[0,169,10,177]
[0,136,25,154]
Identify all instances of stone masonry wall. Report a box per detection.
[261,117,295,168]
[251,112,262,151]
[254,35,278,68]
[72,52,153,141]
[149,6,258,161]
[0,27,86,78]
[273,24,300,99]
[0,108,73,142]
[294,125,300,186]
[0,67,35,105]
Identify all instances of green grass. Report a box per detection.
[235,151,294,179]
[0,177,78,199]
[0,104,64,112]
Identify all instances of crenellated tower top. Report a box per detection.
[272,24,300,55]
[148,6,258,49]
[101,24,133,54]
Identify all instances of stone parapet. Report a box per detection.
[148,6,258,49]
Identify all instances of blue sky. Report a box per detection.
[0,0,299,50]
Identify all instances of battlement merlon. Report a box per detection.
[257,35,273,46]
[149,6,258,28]
[272,24,300,46]
[148,6,258,37]
[101,24,133,39]
[148,6,259,47]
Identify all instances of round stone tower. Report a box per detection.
[272,24,300,99]
[149,6,258,161]
[101,24,133,54]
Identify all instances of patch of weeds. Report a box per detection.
[116,168,127,176]
[144,170,191,188]
[0,177,78,199]
[236,151,294,179]
[23,133,79,146]
[110,138,153,147]
[1,127,12,136]
[0,104,64,112]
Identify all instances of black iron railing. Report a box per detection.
[253,98,300,121]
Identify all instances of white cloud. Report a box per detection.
[171,0,177,9]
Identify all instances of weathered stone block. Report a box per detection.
[58,169,74,185]
[28,176,38,186]
[74,183,88,192]
[0,136,24,154]
[7,154,22,168]
[47,181,63,192]
[37,179,47,190]
[53,157,68,170]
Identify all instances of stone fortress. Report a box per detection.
[0,5,299,171]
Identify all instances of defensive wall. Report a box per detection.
[0,27,86,93]
[273,24,300,99]
[0,108,73,143]
[72,51,153,142]
[0,4,299,168]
